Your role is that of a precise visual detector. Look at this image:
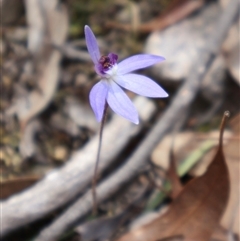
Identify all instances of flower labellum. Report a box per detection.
[85,25,168,124]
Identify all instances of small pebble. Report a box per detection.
[53,146,68,162]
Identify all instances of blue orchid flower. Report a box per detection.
[85,25,168,124]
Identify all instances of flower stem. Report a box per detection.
[92,102,108,215]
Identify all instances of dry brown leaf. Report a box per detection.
[190,114,240,236]
[0,176,39,199]
[211,225,238,241]
[117,112,230,241]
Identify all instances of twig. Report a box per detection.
[33,0,240,240]
[53,43,91,61]
[106,0,204,33]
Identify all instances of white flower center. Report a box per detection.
[104,64,118,82]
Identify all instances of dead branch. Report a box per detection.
[1,96,156,237]
[106,0,204,33]
[54,43,91,61]
[33,0,240,240]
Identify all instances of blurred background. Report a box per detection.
[1,0,239,241]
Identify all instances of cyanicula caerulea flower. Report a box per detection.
[85,25,168,124]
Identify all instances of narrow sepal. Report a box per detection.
[84,25,101,65]
[107,82,139,124]
[89,81,108,122]
[115,74,168,98]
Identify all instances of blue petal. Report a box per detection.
[114,74,168,98]
[117,54,165,75]
[84,25,101,65]
[107,82,139,124]
[89,81,108,122]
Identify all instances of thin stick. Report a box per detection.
[92,102,108,215]
[219,111,230,148]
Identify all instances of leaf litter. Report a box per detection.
[1,1,240,240]
[117,111,231,241]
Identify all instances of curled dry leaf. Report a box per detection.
[6,0,68,128]
[19,119,41,158]
[117,112,230,241]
